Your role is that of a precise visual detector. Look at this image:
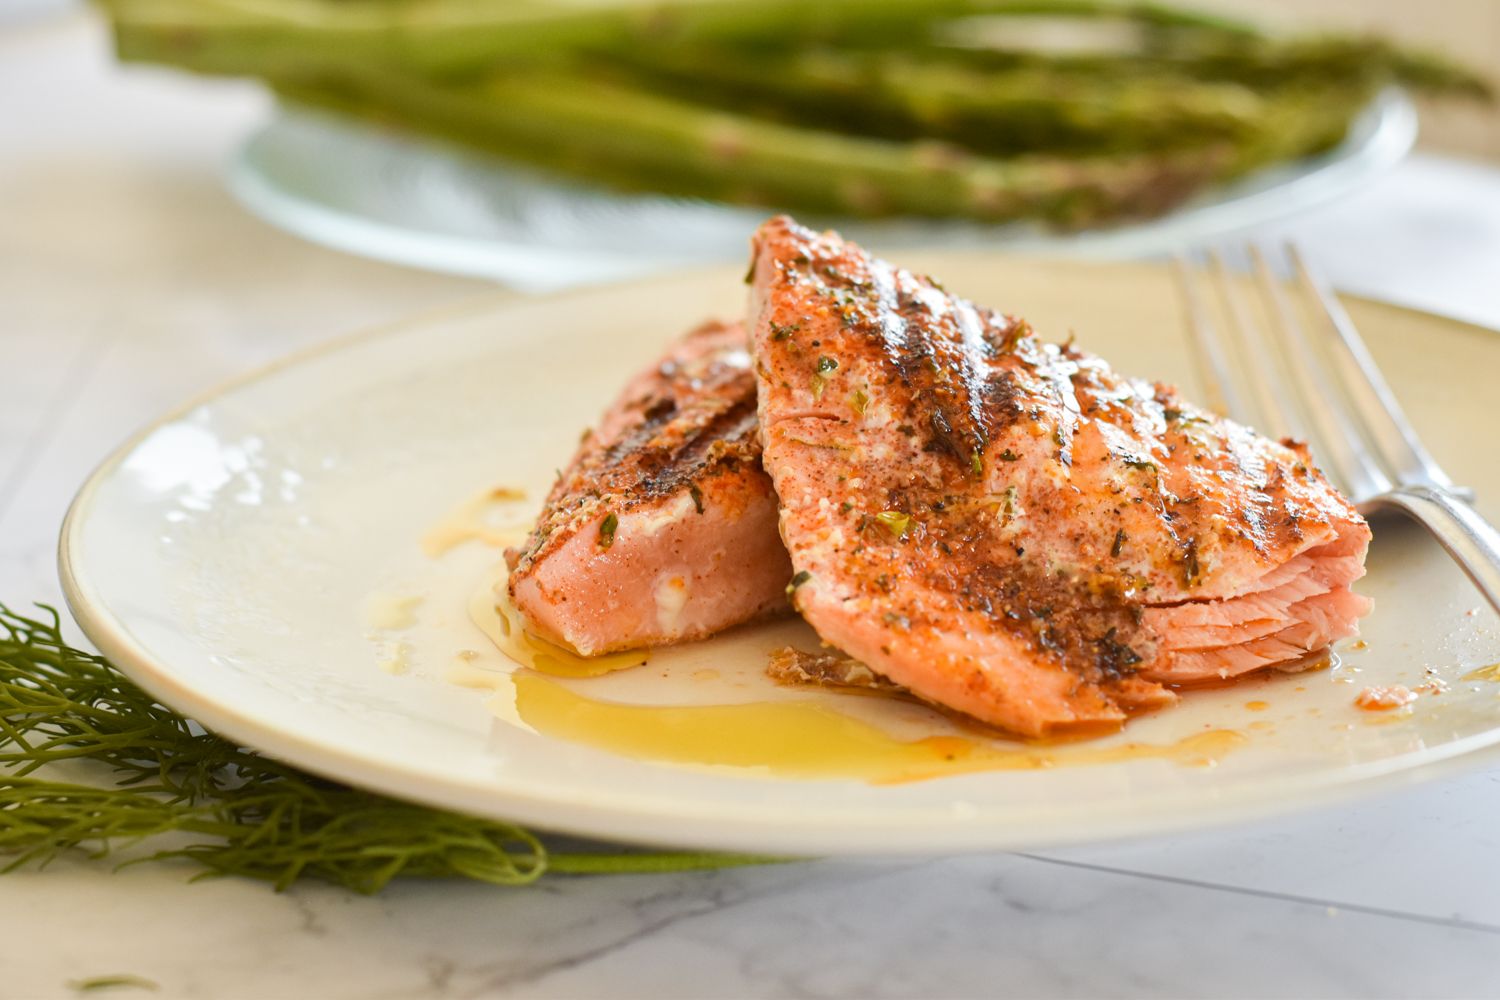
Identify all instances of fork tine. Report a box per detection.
[1287,245,1462,495]
[1245,245,1391,502]
[1179,246,1500,614]
[1204,248,1294,441]
[1172,254,1246,421]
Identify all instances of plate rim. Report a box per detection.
[56,257,1500,855]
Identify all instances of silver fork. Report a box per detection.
[1174,245,1500,615]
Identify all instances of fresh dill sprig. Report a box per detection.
[0,604,774,892]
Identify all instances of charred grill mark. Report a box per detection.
[640,396,676,423]
[853,263,1036,478]
[1038,350,1083,469]
[924,409,971,467]
[630,391,760,502]
[599,394,683,466]
[1238,498,1270,553]
[982,368,1026,421]
[868,260,922,379]
[950,298,997,457]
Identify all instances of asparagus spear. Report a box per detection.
[99,0,1488,226]
[602,46,1272,155]
[940,34,1493,101]
[273,64,1235,225]
[105,0,1259,80]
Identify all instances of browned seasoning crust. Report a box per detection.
[508,320,763,577]
[506,319,792,656]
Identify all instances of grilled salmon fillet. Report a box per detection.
[747,216,1370,736]
[506,320,791,655]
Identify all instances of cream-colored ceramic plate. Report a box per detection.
[60,255,1500,855]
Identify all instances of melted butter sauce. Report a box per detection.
[374,639,411,675]
[460,567,1246,784]
[364,591,422,675]
[364,592,423,630]
[1463,662,1500,683]
[467,571,647,678]
[508,672,1247,784]
[422,485,531,557]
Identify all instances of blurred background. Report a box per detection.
[8,0,1495,159]
[1203,0,1498,161]
[5,1,1496,273]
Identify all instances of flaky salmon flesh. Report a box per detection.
[507,218,1370,737]
[747,216,1369,736]
[506,320,791,655]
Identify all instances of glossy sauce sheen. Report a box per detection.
[1463,662,1500,683]
[509,672,1247,784]
[422,486,530,557]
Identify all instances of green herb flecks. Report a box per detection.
[0,605,778,892]
[996,485,1021,523]
[998,449,1020,462]
[786,570,812,600]
[874,510,912,538]
[769,320,800,341]
[1111,528,1127,558]
[598,512,618,549]
[849,388,869,416]
[68,975,160,993]
[688,484,704,514]
[1163,407,1209,427]
[811,356,838,399]
[783,434,850,452]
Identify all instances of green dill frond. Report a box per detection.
[0,604,778,892]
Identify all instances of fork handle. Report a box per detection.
[1364,485,1500,616]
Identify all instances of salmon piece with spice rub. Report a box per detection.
[507,320,791,655]
[747,216,1370,737]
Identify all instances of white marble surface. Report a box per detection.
[5,10,1500,1000]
